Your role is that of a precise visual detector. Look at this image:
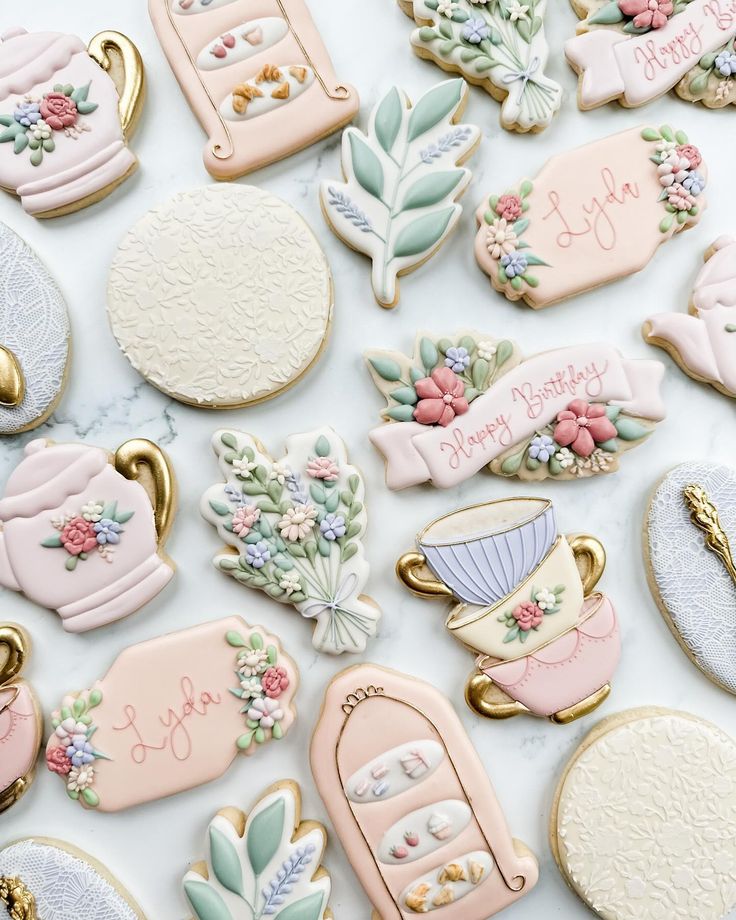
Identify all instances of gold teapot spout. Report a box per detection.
[0,346,24,408]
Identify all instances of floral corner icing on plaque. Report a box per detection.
[46,689,106,809]
[201,428,381,655]
[642,125,706,233]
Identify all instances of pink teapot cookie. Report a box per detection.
[0,28,144,217]
[0,438,176,632]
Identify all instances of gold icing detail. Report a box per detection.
[396,552,454,599]
[0,877,37,920]
[231,83,264,114]
[0,346,24,408]
[432,885,455,907]
[87,31,145,139]
[0,625,27,686]
[271,82,290,100]
[405,883,431,913]
[274,0,350,99]
[438,863,466,883]
[341,685,383,715]
[255,64,283,84]
[289,65,308,83]
[684,484,736,584]
[114,439,176,547]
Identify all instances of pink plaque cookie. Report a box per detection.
[311,664,538,918]
[44,616,298,812]
[474,124,707,308]
[148,0,359,179]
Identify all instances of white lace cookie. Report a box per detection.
[107,185,333,408]
[0,222,70,434]
[551,708,736,920]
[0,837,145,919]
[644,461,736,695]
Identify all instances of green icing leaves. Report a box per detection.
[402,170,464,210]
[374,86,402,155]
[315,435,331,457]
[276,893,325,920]
[588,0,625,23]
[349,132,383,199]
[407,79,463,142]
[247,796,286,876]
[369,357,402,381]
[209,826,244,896]
[184,880,233,920]
[393,207,455,259]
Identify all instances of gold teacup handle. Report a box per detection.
[396,552,454,599]
[0,625,27,687]
[466,671,528,720]
[88,31,146,139]
[568,534,606,596]
[0,876,37,920]
[0,346,24,408]
[115,439,176,547]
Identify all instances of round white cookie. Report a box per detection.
[0,223,70,434]
[551,708,736,920]
[107,185,333,408]
[645,461,736,695]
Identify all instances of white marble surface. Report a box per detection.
[1,2,735,918]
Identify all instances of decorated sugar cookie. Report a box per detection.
[0,625,42,814]
[474,125,707,308]
[183,782,332,920]
[367,331,665,489]
[0,28,144,217]
[566,0,736,110]
[0,838,145,919]
[311,664,539,918]
[201,428,381,655]
[398,498,620,722]
[321,79,480,309]
[107,186,333,408]
[643,236,736,399]
[45,617,297,812]
[645,462,736,694]
[149,0,359,179]
[0,437,176,632]
[0,222,70,434]
[551,708,736,920]
[397,0,562,133]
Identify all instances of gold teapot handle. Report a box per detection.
[0,346,24,407]
[568,534,606,596]
[88,31,145,139]
[0,625,28,687]
[115,439,176,547]
[0,875,37,920]
[396,552,454,599]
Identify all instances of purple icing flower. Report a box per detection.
[245,541,271,569]
[66,736,95,767]
[462,18,490,43]
[529,434,555,463]
[94,519,122,545]
[501,251,528,278]
[682,171,706,196]
[13,100,41,127]
[320,513,347,541]
[444,346,470,373]
[715,50,736,76]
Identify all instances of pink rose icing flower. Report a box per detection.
[618,0,673,28]
[61,517,98,556]
[495,194,522,222]
[262,665,290,699]
[413,367,469,427]
[306,457,340,481]
[553,399,617,458]
[676,144,702,169]
[40,91,78,131]
[513,601,544,631]
[46,746,72,775]
[231,504,261,536]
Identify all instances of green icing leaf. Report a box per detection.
[407,79,463,142]
[699,52,717,70]
[41,534,63,548]
[419,338,438,371]
[474,56,497,72]
[605,405,621,421]
[418,26,437,41]
[209,826,244,896]
[349,132,384,199]
[369,357,402,381]
[220,432,238,450]
[237,731,255,750]
[548,457,563,476]
[76,101,98,116]
[386,405,416,422]
[315,435,331,457]
[81,787,99,807]
[276,892,325,920]
[517,19,532,41]
[341,542,358,563]
[209,500,230,517]
[402,170,464,210]
[73,698,85,718]
[641,127,661,142]
[472,358,489,389]
[495,340,514,367]
[660,124,674,142]
[500,446,526,475]
[184,880,234,920]
[324,489,340,513]
[614,417,650,441]
[390,386,418,406]
[250,632,264,650]
[589,0,625,23]
[392,207,455,259]
[374,86,403,155]
[689,70,710,95]
[524,254,550,267]
[14,133,28,154]
[88,689,103,707]
[520,179,533,197]
[247,797,285,876]
[226,631,247,648]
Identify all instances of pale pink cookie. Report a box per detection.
[148,0,359,179]
[311,664,538,918]
[366,330,666,489]
[474,124,707,309]
[0,27,144,218]
[643,235,736,399]
[44,616,298,812]
[566,0,736,110]
[0,437,176,632]
[397,497,620,723]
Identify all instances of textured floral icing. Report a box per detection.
[321,79,480,308]
[554,711,736,920]
[44,617,297,812]
[367,331,665,488]
[0,221,70,434]
[107,185,332,408]
[183,783,331,920]
[474,125,706,308]
[566,0,736,109]
[644,236,736,398]
[310,666,538,919]
[149,0,359,179]
[400,0,562,132]
[646,462,736,694]
[201,428,381,656]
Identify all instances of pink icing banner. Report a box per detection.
[566,0,736,107]
[369,344,665,490]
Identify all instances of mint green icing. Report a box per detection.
[247,797,286,876]
[184,879,233,920]
[209,825,244,896]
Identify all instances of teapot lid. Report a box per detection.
[0,29,86,102]
[0,439,108,522]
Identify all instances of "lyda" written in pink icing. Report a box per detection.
[542,169,640,251]
[112,677,222,764]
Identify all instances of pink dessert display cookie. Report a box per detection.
[148,0,359,179]
[0,27,144,217]
[643,235,736,399]
[474,124,707,308]
[0,624,42,814]
[397,497,620,723]
[44,616,298,812]
[310,664,538,918]
[0,437,176,633]
[366,330,666,489]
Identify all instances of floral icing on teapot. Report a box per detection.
[0,624,41,814]
[0,438,176,632]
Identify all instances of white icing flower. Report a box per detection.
[279,570,302,595]
[508,0,530,20]
[477,341,497,360]
[655,139,677,154]
[29,119,51,142]
[437,0,459,15]
[554,447,574,469]
[535,587,557,611]
[468,0,489,4]
[67,765,95,793]
[657,152,689,187]
[232,457,257,479]
[278,503,317,541]
[485,219,518,260]
[240,676,264,699]
[238,648,269,677]
[82,501,104,522]
[269,462,290,486]
[247,697,283,728]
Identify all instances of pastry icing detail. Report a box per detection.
[346,740,444,803]
[221,64,315,119]
[196,18,288,69]
[402,851,493,913]
[378,802,472,863]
